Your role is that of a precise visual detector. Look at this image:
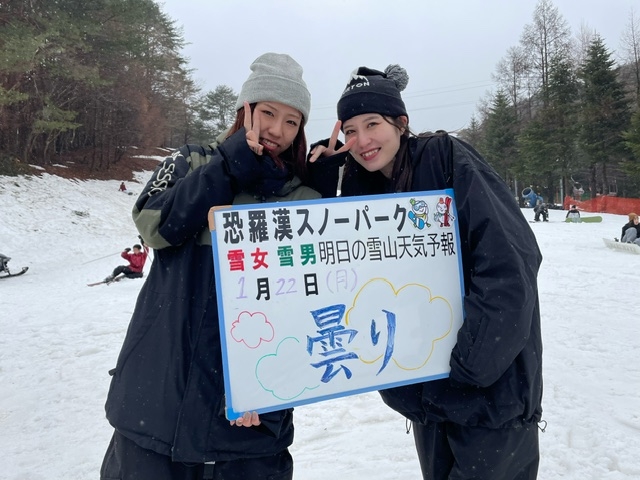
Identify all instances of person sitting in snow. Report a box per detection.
[565,205,580,223]
[118,182,127,193]
[533,203,549,222]
[620,213,640,245]
[104,240,149,282]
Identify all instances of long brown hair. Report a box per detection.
[226,104,310,182]
[385,116,413,192]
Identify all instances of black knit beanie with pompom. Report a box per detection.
[337,64,409,124]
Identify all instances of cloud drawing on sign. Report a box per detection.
[346,278,453,371]
[230,311,274,349]
[255,337,322,400]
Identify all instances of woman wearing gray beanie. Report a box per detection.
[100,53,319,480]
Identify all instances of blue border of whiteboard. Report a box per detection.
[211,188,465,420]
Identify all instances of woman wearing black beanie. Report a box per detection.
[310,65,544,480]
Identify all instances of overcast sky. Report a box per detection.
[159,0,638,143]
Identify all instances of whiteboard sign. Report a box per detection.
[210,189,464,419]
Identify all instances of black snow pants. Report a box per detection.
[100,430,293,480]
[111,265,143,279]
[412,420,539,479]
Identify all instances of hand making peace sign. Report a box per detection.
[243,101,263,156]
[308,120,356,163]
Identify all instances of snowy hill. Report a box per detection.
[1,173,638,479]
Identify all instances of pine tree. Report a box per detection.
[193,85,239,145]
[458,115,484,151]
[0,0,197,171]
[544,53,581,198]
[621,109,640,196]
[482,90,518,186]
[516,114,553,197]
[517,52,580,203]
[579,35,631,197]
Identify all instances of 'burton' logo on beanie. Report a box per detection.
[343,74,370,93]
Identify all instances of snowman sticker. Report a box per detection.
[408,198,430,229]
[434,196,455,227]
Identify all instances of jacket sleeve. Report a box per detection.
[132,129,263,249]
[445,138,542,388]
[306,138,348,198]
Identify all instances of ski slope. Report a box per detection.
[1,172,639,479]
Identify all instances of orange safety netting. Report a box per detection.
[563,195,640,216]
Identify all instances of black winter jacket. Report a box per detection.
[104,129,320,463]
[621,220,640,240]
[344,133,543,429]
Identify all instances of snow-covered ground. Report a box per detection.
[1,170,639,479]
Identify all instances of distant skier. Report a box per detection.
[119,182,127,193]
[104,240,149,283]
[572,182,584,201]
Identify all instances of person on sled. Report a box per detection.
[0,253,12,275]
[0,253,28,278]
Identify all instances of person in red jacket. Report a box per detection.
[104,242,149,282]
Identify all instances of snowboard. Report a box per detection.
[565,216,603,223]
[603,237,640,254]
[87,274,125,287]
[0,266,29,279]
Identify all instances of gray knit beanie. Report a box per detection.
[235,52,311,125]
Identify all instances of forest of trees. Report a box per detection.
[0,0,235,175]
[2,0,640,202]
[458,0,640,201]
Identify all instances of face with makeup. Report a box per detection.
[342,113,407,179]
[247,101,303,157]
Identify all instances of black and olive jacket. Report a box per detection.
[104,129,320,463]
